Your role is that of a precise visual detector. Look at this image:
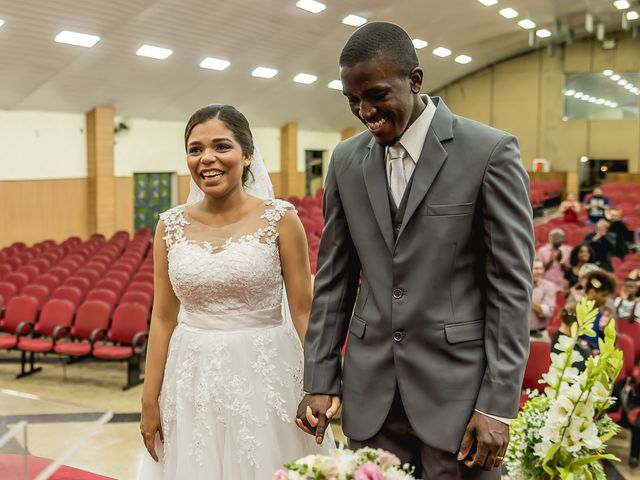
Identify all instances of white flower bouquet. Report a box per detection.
[275,447,416,479]
[504,298,624,479]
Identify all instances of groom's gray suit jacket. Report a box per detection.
[303,97,534,453]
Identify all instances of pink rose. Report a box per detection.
[378,450,401,467]
[273,470,289,480]
[354,463,384,480]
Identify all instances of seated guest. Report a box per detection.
[630,269,640,297]
[564,244,596,291]
[530,257,557,341]
[584,219,617,272]
[614,277,640,324]
[579,270,617,352]
[537,228,571,292]
[567,262,600,306]
[559,192,581,223]
[550,304,592,371]
[605,207,633,259]
[585,186,610,224]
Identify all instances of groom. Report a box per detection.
[296,22,534,479]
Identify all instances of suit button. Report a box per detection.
[393,331,405,342]
[393,288,404,299]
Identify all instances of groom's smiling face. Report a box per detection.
[340,54,423,146]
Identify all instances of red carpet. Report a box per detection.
[0,454,115,480]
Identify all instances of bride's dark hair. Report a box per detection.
[184,104,255,186]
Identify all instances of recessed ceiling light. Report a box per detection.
[596,98,605,104]
[602,69,613,76]
[199,57,230,71]
[611,102,618,108]
[477,0,499,6]
[296,0,326,14]
[588,97,597,103]
[328,80,343,90]
[564,89,576,96]
[136,44,172,60]
[610,74,621,81]
[627,11,640,20]
[614,0,630,10]
[455,55,472,64]
[618,79,628,86]
[433,47,452,57]
[342,14,367,27]
[294,73,317,84]
[251,67,278,78]
[624,84,634,89]
[0,19,5,28]
[518,19,536,29]
[499,8,518,19]
[574,91,583,97]
[536,29,552,38]
[54,30,100,48]
[412,38,428,49]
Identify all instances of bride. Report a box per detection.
[139,104,336,479]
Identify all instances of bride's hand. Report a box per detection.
[295,394,341,444]
[140,401,163,462]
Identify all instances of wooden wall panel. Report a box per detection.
[606,173,640,183]
[86,107,115,237]
[538,49,588,171]
[441,68,492,125]
[178,175,190,204]
[564,38,592,72]
[492,51,541,169]
[114,177,134,233]
[588,119,639,172]
[0,179,89,247]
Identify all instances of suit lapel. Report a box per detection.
[363,138,394,253]
[396,98,454,242]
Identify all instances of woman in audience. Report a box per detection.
[559,192,581,224]
[578,270,617,352]
[564,243,596,291]
[139,104,333,479]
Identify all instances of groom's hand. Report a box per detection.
[295,394,341,445]
[457,411,509,471]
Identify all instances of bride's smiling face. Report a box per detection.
[186,118,251,198]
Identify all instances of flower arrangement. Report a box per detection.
[275,447,416,480]
[504,298,624,479]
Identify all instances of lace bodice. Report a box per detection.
[160,199,294,318]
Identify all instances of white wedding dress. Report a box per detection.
[139,199,333,479]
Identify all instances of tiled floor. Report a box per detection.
[0,351,636,479]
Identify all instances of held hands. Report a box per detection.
[140,401,163,462]
[457,411,509,471]
[295,394,341,445]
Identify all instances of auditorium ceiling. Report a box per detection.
[0,0,636,130]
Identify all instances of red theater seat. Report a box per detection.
[17,299,75,378]
[54,301,111,358]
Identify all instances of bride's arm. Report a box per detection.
[140,221,180,460]
[279,209,313,344]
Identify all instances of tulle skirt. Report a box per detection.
[139,320,333,480]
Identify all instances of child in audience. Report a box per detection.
[578,270,617,352]
[550,304,592,371]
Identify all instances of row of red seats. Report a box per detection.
[530,181,563,208]
[288,191,324,274]
[0,296,148,389]
[0,229,154,388]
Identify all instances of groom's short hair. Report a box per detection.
[339,22,419,75]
